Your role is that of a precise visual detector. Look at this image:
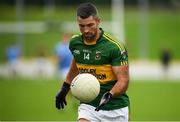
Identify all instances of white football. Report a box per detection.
[70,73,100,103]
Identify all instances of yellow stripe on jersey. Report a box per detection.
[84,40,97,45]
[71,33,82,39]
[104,32,125,50]
[71,34,79,39]
[103,32,125,51]
[120,61,128,66]
[76,63,117,84]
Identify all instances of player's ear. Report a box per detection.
[96,17,101,25]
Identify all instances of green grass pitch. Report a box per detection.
[0,78,180,121]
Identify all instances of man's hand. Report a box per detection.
[95,92,112,111]
[56,82,70,109]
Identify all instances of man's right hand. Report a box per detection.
[55,82,70,109]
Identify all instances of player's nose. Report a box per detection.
[84,26,89,33]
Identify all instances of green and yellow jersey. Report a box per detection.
[69,28,129,110]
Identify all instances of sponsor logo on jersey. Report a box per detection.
[77,64,117,84]
[73,49,80,54]
[78,67,106,80]
[83,49,92,53]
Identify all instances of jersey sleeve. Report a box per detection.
[69,34,81,57]
[69,39,73,54]
[110,44,128,66]
[69,36,76,55]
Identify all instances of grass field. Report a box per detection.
[0,78,180,121]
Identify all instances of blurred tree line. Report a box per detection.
[0,0,177,7]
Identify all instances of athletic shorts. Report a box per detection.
[78,103,129,122]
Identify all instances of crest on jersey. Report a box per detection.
[95,51,101,60]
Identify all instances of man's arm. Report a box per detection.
[110,65,129,96]
[95,65,129,111]
[56,58,79,109]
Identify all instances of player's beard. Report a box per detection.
[83,32,96,42]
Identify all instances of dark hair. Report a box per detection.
[77,2,98,19]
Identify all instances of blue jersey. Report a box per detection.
[6,46,21,62]
[55,42,72,69]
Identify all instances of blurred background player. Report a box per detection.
[160,48,172,77]
[34,44,49,77]
[54,33,72,79]
[6,43,21,77]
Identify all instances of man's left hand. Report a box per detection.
[95,92,112,111]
